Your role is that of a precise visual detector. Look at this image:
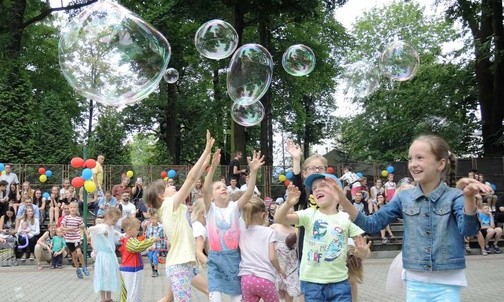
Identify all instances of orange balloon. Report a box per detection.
[284,180,291,187]
[71,176,85,188]
[38,167,46,175]
[85,159,97,169]
[70,157,84,168]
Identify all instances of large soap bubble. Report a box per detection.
[58,0,171,106]
[340,61,381,99]
[227,44,273,105]
[282,44,316,76]
[195,19,238,60]
[163,68,179,84]
[379,41,419,82]
[231,100,265,127]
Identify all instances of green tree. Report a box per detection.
[89,108,130,165]
[338,1,479,161]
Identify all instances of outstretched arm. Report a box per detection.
[274,185,300,226]
[173,130,215,212]
[203,149,221,213]
[237,150,265,209]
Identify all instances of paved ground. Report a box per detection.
[1,252,503,301]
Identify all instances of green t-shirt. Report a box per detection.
[297,208,363,284]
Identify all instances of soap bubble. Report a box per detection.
[195,19,238,60]
[231,100,265,127]
[58,0,171,106]
[282,44,316,76]
[163,68,179,84]
[340,61,381,99]
[379,41,419,81]
[227,44,273,105]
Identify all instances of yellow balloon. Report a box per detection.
[381,170,388,177]
[84,180,97,193]
[126,170,134,178]
[279,174,287,182]
[163,177,169,181]
[39,174,47,183]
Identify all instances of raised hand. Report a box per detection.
[285,184,301,206]
[353,235,371,259]
[248,150,265,172]
[286,140,301,160]
[210,149,221,168]
[205,129,215,151]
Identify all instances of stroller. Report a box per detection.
[0,234,17,267]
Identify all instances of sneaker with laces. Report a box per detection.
[494,245,502,254]
[482,249,488,256]
[76,268,84,279]
[82,266,90,276]
[485,244,492,254]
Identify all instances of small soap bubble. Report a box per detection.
[195,19,238,60]
[282,44,316,76]
[379,41,419,81]
[163,68,179,84]
[231,100,265,127]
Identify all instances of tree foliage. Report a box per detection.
[338,1,479,161]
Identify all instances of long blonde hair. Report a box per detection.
[191,199,206,223]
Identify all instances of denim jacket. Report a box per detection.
[353,182,480,271]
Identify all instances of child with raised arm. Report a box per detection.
[203,149,265,302]
[61,201,88,278]
[143,130,215,302]
[119,217,158,302]
[239,197,283,302]
[275,181,370,302]
[333,134,489,301]
[88,207,122,302]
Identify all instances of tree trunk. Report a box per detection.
[1,0,26,58]
[258,19,273,165]
[230,2,246,159]
[165,83,179,164]
[302,95,314,157]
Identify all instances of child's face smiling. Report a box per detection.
[311,178,337,210]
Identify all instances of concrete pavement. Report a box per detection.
[1,253,503,301]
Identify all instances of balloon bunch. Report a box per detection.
[160,169,176,181]
[278,171,293,187]
[38,167,53,183]
[381,165,395,177]
[70,157,97,193]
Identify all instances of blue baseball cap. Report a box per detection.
[304,173,343,190]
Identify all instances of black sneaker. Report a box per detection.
[152,271,159,277]
[485,244,492,254]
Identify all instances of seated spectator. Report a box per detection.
[96,191,118,218]
[376,193,395,244]
[480,205,502,254]
[478,173,498,211]
[227,177,241,195]
[59,179,72,199]
[112,176,132,200]
[240,174,261,196]
[494,195,504,225]
[0,180,8,217]
[17,207,40,261]
[16,198,40,230]
[48,186,61,223]
[57,204,70,227]
[352,191,367,215]
[32,189,46,228]
[339,166,361,199]
[8,182,21,214]
[20,181,34,200]
[78,186,97,216]
[116,192,136,231]
[0,206,16,236]
[35,222,66,270]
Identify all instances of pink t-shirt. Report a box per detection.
[207,202,240,252]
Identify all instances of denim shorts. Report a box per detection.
[300,279,351,302]
[207,250,241,295]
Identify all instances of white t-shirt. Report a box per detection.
[238,224,277,283]
[192,221,207,240]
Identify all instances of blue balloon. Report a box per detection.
[43,192,50,199]
[286,171,294,180]
[82,168,93,180]
[0,163,4,171]
[168,169,176,178]
[45,170,53,177]
[491,183,497,191]
[356,172,363,178]
[386,166,395,174]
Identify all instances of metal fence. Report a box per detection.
[10,157,504,198]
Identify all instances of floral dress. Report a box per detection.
[274,229,301,297]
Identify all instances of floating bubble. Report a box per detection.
[195,19,238,60]
[231,100,265,127]
[163,68,179,84]
[58,0,171,106]
[227,44,273,105]
[282,44,316,76]
[379,41,419,81]
[340,61,381,99]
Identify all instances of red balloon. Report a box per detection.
[284,180,291,187]
[38,167,46,175]
[71,176,85,188]
[84,159,97,169]
[160,171,168,178]
[70,157,84,168]
[327,167,335,174]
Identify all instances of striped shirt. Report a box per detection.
[61,215,84,243]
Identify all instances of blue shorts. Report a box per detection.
[207,250,241,295]
[406,280,461,301]
[300,279,351,302]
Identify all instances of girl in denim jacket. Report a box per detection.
[329,134,492,301]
